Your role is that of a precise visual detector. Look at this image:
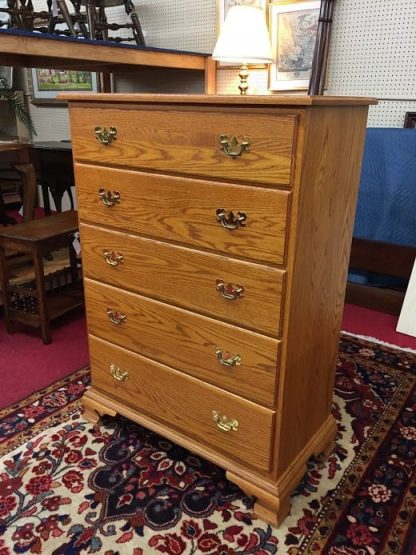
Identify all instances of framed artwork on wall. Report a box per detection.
[216,0,269,68]
[27,69,98,106]
[0,66,13,87]
[269,0,320,91]
[217,0,269,34]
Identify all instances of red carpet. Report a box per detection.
[0,307,88,409]
[1,208,88,408]
[342,303,416,350]
[0,334,414,554]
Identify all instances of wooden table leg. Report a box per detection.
[14,162,37,223]
[204,57,217,95]
[0,245,14,334]
[32,246,51,344]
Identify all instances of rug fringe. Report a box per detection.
[341,330,416,354]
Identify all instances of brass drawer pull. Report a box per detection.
[212,410,239,432]
[216,209,247,230]
[215,348,241,368]
[218,134,251,158]
[110,363,128,382]
[106,308,127,325]
[216,279,244,301]
[103,249,124,267]
[99,189,121,207]
[95,126,117,145]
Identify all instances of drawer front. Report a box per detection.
[76,164,290,265]
[80,223,285,337]
[89,335,274,472]
[70,106,297,186]
[85,279,280,408]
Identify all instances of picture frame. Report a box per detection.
[0,66,13,87]
[27,68,98,106]
[404,112,416,129]
[269,0,320,91]
[216,0,269,68]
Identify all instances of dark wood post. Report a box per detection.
[308,0,336,96]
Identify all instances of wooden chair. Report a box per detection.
[0,168,22,225]
[0,0,145,43]
[0,143,37,224]
[84,0,145,44]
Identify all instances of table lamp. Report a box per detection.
[212,4,273,95]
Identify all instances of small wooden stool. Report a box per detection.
[0,211,83,344]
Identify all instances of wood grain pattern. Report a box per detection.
[70,107,297,186]
[84,279,280,408]
[66,94,374,526]
[0,210,78,242]
[80,223,285,337]
[274,105,370,477]
[63,93,378,106]
[204,57,217,94]
[89,335,275,472]
[0,33,208,73]
[75,164,290,264]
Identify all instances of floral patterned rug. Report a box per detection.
[0,334,415,555]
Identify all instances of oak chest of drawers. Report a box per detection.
[65,93,375,525]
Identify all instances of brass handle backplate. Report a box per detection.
[216,209,247,230]
[215,348,241,368]
[218,134,251,158]
[107,308,127,325]
[216,279,244,301]
[212,410,239,432]
[99,188,121,207]
[95,126,117,145]
[110,363,128,382]
[103,249,124,267]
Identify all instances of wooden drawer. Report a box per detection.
[76,164,290,265]
[89,335,275,472]
[70,106,297,187]
[80,223,285,337]
[85,279,280,408]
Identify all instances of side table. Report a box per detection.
[0,211,83,344]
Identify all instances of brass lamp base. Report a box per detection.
[238,63,249,95]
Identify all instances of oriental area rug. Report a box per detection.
[0,334,415,555]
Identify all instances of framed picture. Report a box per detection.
[269,0,320,91]
[216,0,269,68]
[0,66,13,87]
[404,112,416,129]
[28,68,98,106]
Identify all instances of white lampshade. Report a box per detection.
[212,5,273,64]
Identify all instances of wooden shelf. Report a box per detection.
[0,29,216,93]
[9,287,84,326]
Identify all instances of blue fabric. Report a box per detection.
[354,128,416,247]
[0,28,209,57]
